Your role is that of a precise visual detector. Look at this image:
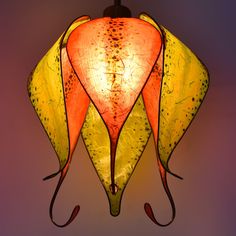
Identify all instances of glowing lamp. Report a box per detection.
[28,0,209,227]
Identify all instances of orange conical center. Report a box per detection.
[67,17,161,193]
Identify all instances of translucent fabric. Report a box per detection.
[140,13,209,226]
[67,17,162,215]
[28,13,209,227]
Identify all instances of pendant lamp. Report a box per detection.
[28,0,209,227]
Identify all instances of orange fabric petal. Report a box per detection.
[61,48,90,154]
[142,47,163,143]
[67,17,162,193]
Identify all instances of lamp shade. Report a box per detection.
[28,13,209,227]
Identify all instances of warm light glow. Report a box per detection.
[67,17,161,137]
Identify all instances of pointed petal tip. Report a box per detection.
[107,191,122,217]
[110,207,120,217]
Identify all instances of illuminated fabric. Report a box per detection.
[28,13,209,227]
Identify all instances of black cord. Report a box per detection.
[103,0,131,17]
[114,0,121,6]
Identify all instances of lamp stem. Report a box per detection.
[103,0,131,17]
[114,0,121,5]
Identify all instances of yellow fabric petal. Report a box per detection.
[159,27,209,170]
[140,13,209,170]
[82,96,151,216]
[139,13,162,34]
[28,35,69,169]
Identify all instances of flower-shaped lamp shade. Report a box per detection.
[28,13,209,227]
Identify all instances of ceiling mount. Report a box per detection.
[103,0,131,18]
